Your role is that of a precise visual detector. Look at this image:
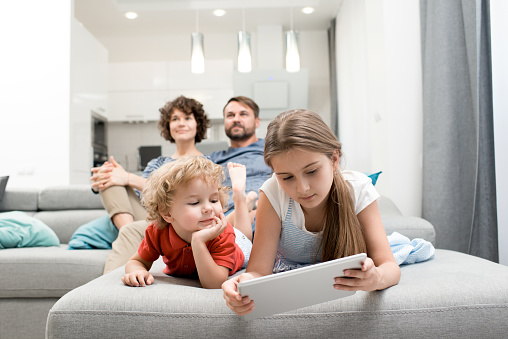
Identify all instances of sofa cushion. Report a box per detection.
[34,210,108,243]
[0,188,38,212]
[0,246,110,298]
[366,171,382,185]
[0,211,60,248]
[38,185,104,211]
[46,250,508,339]
[68,215,118,250]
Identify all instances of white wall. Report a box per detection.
[490,0,508,266]
[336,0,423,217]
[0,1,72,188]
[70,17,108,184]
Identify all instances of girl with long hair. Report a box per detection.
[222,109,400,316]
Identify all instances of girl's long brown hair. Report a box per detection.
[264,109,366,262]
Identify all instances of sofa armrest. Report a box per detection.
[382,215,436,244]
[378,196,403,216]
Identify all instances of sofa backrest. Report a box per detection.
[0,188,39,212]
[0,185,436,244]
[0,185,104,211]
[0,185,108,243]
[38,185,104,210]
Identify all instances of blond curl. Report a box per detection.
[141,156,229,229]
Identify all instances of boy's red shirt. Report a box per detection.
[138,222,245,277]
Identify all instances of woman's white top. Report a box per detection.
[259,170,380,272]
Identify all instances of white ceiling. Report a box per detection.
[75,0,343,37]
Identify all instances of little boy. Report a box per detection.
[121,156,247,289]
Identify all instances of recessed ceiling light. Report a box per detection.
[213,9,226,17]
[125,12,138,19]
[302,7,314,14]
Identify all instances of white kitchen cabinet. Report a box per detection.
[109,62,167,91]
[108,90,171,122]
[167,60,233,90]
[108,60,234,121]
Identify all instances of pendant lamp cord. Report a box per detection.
[290,2,294,30]
[195,10,199,32]
[242,6,246,32]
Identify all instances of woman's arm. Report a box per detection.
[222,191,281,314]
[334,200,400,291]
[90,156,147,192]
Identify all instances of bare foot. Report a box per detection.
[227,162,247,199]
[227,162,255,241]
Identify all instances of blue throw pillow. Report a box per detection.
[366,171,382,186]
[68,215,119,250]
[0,211,60,248]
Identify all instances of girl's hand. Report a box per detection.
[192,213,228,244]
[222,273,256,316]
[121,270,154,287]
[333,257,383,292]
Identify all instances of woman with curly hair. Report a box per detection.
[90,95,210,231]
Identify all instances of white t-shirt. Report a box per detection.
[260,170,380,235]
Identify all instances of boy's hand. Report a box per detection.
[122,270,154,287]
[192,213,228,244]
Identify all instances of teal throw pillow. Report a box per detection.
[0,211,60,248]
[68,215,119,250]
[366,171,382,186]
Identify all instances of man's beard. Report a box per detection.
[225,123,255,141]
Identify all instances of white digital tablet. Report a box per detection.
[237,253,367,320]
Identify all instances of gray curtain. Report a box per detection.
[328,18,338,138]
[420,0,498,261]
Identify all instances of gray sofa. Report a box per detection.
[0,186,108,339]
[1,186,507,338]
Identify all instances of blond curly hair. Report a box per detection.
[141,156,229,229]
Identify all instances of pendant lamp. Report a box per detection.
[237,7,252,73]
[286,6,300,72]
[191,11,205,74]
